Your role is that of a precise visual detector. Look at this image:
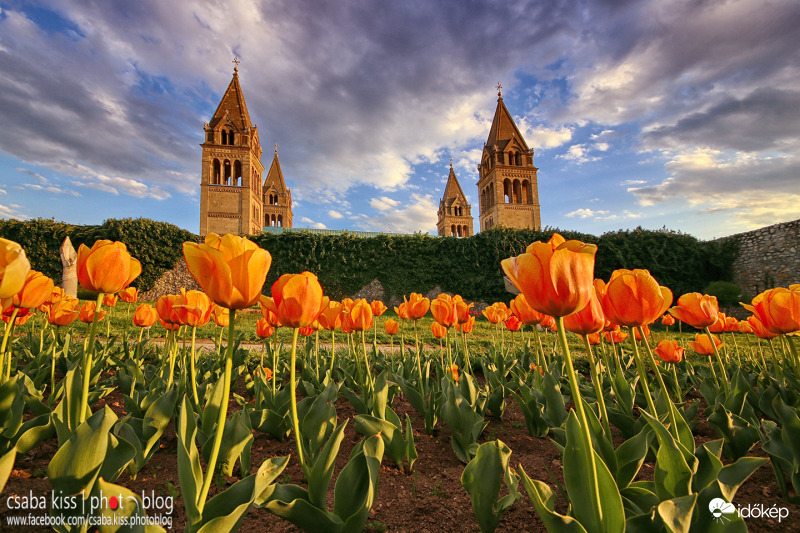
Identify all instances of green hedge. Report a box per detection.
[0,218,196,291]
[0,219,738,301]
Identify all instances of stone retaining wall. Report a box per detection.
[722,218,800,297]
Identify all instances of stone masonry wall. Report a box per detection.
[723,218,800,297]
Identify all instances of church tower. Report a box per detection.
[199,62,264,236]
[476,86,541,232]
[437,163,473,237]
[262,148,293,228]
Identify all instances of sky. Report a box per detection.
[0,0,798,241]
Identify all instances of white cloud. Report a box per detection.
[0,203,29,220]
[327,210,344,219]
[565,208,640,221]
[298,216,327,229]
[622,179,646,186]
[565,208,608,219]
[369,196,401,212]
[359,193,438,234]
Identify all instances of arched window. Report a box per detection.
[503,179,512,203]
[234,160,242,187]
[522,180,530,204]
[489,183,495,206]
[230,132,235,145]
[223,160,231,185]
[451,224,456,236]
[277,215,283,227]
[212,159,221,184]
[513,179,521,203]
[515,152,521,166]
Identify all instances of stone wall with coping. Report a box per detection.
[721,218,800,299]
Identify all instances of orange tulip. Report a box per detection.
[172,289,213,328]
[156,294,181,327]
[603,326,629,344]
[159,318,180,331]
[78,301,106,324]
[257,366,273,381]
[661,314,676,327]
[258,297,283,327]
[0,238,30,301]
[456,315,476,334]
[431,322,447,339]
[738,321,754,334]
[212,304,230,327]
[655,339,684,364]
[347,299,374,331]
[501,233,597,318]
[688,333,724,355]
[318,301,343,331]
[262,272,325,329]
[404,293,430,320]
[510,294,545,326]
[384,318,399,335]
[2,307,31,326]
[77,240,141,294]
[394,302,410,321]
[103,293,119,308]
[448,363,459,383]
[563,285,605,336]
[431,294,458,328]
[601,269,673,328]
[707,313,727,334]
[586,333,602,345]
[668,293,719,329]
[505,315,522,332]
[118,287,139,303]
[47,298,79,327]
[256,318,275,339]
[539,315,556,330]
[370,300,388,317]
[724,316,739,332]
[40,286,65,311]
[12,270,54,310]
[746,315,778,339]
[183,233,271,310]
[132,303,158,328]
[453,295,474,324]
[299,325,316,336]
[529,363,544,376]
[742,286,800,335]
[482,304,506,324]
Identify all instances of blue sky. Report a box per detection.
[0,0,798,240]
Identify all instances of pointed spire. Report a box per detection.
[263,148,289,193]
[208,64,253,132]
[485,86,529,153]
[441,162,468,205]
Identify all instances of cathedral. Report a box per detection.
[199,67,539,237]
[437,86,542,235]
[199,63,292,236]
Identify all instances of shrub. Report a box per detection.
[704,280,744,307]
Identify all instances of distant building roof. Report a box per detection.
[261,226,409,238]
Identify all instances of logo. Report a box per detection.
[709,498,736,522]
[709,497,790,523]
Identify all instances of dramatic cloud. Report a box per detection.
[360,194,438,234]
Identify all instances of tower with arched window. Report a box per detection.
[262,148,293,229]
[437,163,473,237]
[199,65,265,235]
[476,89,541,232]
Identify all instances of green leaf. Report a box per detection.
[461,440,519,533]
[334,435,384,533]
[657,494,696,533]
[517,466,588,533]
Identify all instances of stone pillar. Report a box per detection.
[60,236,78,297]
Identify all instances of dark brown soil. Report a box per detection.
[2,375,799,532]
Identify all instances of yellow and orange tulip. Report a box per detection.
[77,240,141,294]
[668,292,719,329]
[601,269,673,328]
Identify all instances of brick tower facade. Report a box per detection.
[437,163,473,237]
[262,148,293,228]
[476,89,541,231]
[199,66,271,236]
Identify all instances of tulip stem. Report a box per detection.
[555,317,604,528]
[50,329,58,400]
[0,307,20,382]
[197,308,236,514]
[703,327,730,396]
[582,335,612,440]
[637,326,681,437]
[190,327,199,405]
[531,325,547,374]
[329,331,336,378]
[627,328,658,418]
[288,327,306,473]
[785,335,800,373]
[360,330,375,396]
[79,293,105,422]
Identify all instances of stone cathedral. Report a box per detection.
[199,65,292,236]
[437,87,542,235]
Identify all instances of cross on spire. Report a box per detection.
[233,56,240,72]
[495,82,503,97]
[274,143,278,153]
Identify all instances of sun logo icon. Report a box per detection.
[709,497,736,522]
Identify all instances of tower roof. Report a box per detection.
[263,149,289,192]
[208,69,253,131]
[441,164,469,207]
[485,94,530,153]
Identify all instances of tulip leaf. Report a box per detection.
[562,411,625,533]
[176,395,203,526]
[657,493,697,533]
[461,440,519,533]
[641,412,694,501]
[518,465,588,533]
[614,424,653,490]
[94,477,166,533]
[354,414,405,469]
[0,447,15,494]
[308,421,347,508]
[405,413,418,473]
[333,434,384,533]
